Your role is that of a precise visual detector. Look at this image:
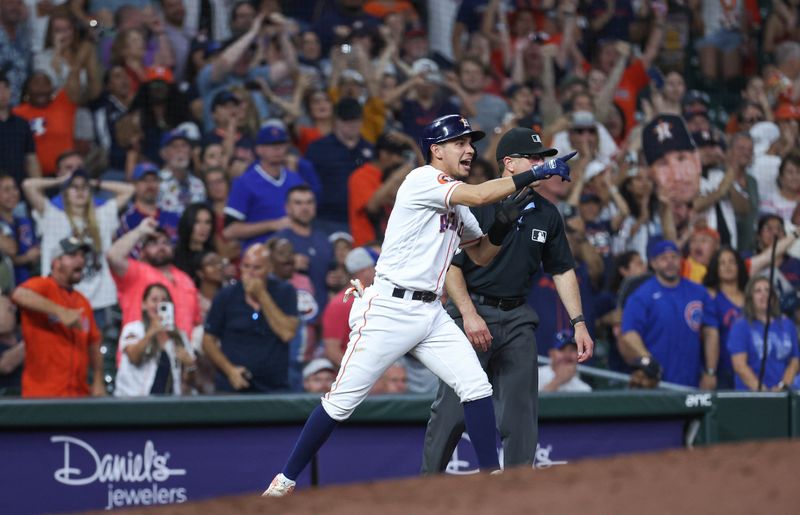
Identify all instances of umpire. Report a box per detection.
[421,127,594,472]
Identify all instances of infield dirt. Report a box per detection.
[113,439,798,515]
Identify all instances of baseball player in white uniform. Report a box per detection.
[264,115,576,496]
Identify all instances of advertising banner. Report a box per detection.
[0,419,685,513]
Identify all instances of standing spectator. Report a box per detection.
[275,184,334,312]
[305,97,374,233]
[158,128,207,214]
[107,217,200,338]
[118,162,180,246]
[0,293,23,396]
[194,249,224,321]
[703,247,748,390]
[725,132,759,253]
[620,239,720,388]
[0,0,32,105]
[115,283,198,396]
[0,174,38,285]
[294,88,334,155]
[347,132,416,246]
[691,129,738,249]
[202,243,299,393]
[321,246,377,367]
[34,11,103,102]
[203,167,240,268]
[539,330,592,393]
[222,124,305,248]
[391,59,459,144]
[92,64,134,174]
[13,71,89,176]
[450,57,509,154]
[0,73,40,186]
[681,227,721,285]
[728,276,799,391]
[173,202,214,279]
[12,237,105,398]
[760,152,800,227]
[23,170,134,327]
[161,0,192,82]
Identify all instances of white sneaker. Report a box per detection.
[262,473,296,497]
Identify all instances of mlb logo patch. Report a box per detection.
[532,229,547,242]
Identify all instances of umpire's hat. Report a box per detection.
[496,127,558,162]
[642,114,696,165]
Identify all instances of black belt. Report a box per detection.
[393,287,438,303]
[470,293,526,310]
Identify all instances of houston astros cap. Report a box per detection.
[642,114,696,165]
[496,127,558,161]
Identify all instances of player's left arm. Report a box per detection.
[552,269,594,362]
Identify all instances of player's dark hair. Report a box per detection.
[703,246,748,293]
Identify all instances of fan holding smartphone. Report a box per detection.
[115,284,199,396]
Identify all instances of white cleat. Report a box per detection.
[262,473,296,497]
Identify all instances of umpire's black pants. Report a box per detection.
[421,300,539,473]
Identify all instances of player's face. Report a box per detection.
[651,250,681,282]
[434,136,475,178]
[649,150,701,204]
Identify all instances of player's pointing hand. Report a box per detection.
[530,151,577,182]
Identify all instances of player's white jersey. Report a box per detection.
[375,165,483,295]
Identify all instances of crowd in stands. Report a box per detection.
[1,0,800,398]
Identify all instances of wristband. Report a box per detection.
[570,314,585,327]
[512,169,537,190]
[704,367,716,376]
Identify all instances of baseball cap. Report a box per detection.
[750,121,780,156]
[646,238,679,261]
[212,90,240,110]
[345,246,378,274]
[692,226,720,243]
[775,103,800,121]
[53,236,92,259]
[554,329,577,350]
[144,66,174,84]
[328,231,354,245]
[411,58,442,83]
[570,110,596,130]
[682,89,710,109]
[495,127,557,161]
[334,97,363,121]
[132,162,160,181]
[256,122,289,145]
[62,168,89,189]
[303,358,336,379]
[583,160,607,182]
[160,129,191,149]
[642,114,696,165]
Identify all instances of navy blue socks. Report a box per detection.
[282,405,339,480]
[463,396,500,471]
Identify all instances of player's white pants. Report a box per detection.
[321,282,493,421]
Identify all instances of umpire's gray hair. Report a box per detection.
[775,42,800,67]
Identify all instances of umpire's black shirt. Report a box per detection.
[452,190,575,297]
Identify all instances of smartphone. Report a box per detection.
[157,302,175,330]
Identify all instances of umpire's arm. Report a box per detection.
[552,269,594,362]
[445,265,492,351]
